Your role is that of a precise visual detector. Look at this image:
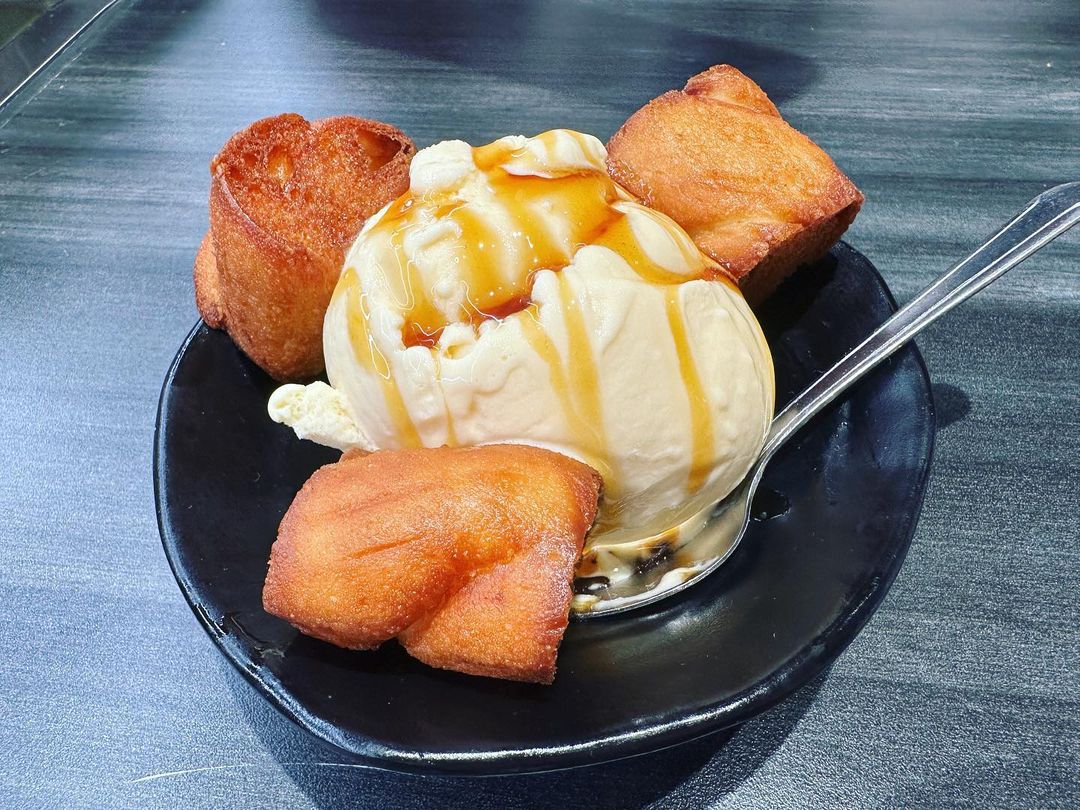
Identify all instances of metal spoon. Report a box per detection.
[575,181,1080,617]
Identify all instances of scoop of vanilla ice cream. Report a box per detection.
[270,129,774,538]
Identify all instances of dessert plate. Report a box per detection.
[154,242,934,775]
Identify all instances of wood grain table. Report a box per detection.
[1,1,1077,807]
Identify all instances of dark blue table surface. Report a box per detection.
[0,1,1077,807]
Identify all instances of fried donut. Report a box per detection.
[263,444,602,684]
[195,114,415,380]
[607,65,863,304]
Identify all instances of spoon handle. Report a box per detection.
[763,181,1080,460]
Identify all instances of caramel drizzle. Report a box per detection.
[664,289,714,493]
[556,276,607,457]
[338,268,422,448]
[517,305,611,483]
[387,171,620,346]
[368,133,635,346]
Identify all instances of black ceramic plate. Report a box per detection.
[154,242,934,775]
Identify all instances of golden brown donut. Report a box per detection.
[607,65,863,304]
[263,445,602,684]
[194,114,415,380]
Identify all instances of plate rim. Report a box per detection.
[153,242,936,775]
